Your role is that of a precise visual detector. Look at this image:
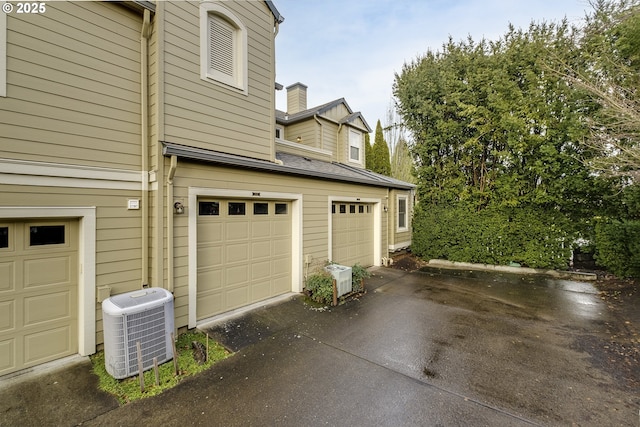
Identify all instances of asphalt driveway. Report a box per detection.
[1,267,638,426]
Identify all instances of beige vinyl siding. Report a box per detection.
[0,2,142,170]
[162,1,274,161]
[285,117,339,155]
[283,121,316,147]
[322,103,351,123]
[0,183,143,347]
[389,190,412,249]
[168,162,389,328]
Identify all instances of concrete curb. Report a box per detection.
[427,259,598,281]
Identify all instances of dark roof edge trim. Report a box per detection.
[265,0,285,24]
[119,1,156,14]
[162,142,414,190]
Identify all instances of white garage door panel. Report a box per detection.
[197,200,292,320]
[0,261,14,291]
[24,325,71,364]
[0,220,78,376]
[0,300,13,329]
[24,256,71,288]
[24,291,72,326]
[0,339,14,372]
[227,243,249,263]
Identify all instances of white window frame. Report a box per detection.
[348,129,362,164]
[275,124,284,140]
[0,10,6,97]
[199,2,248,94]
[397,195,409,232]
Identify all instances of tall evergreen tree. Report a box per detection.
[364,132,373,170]
[372,120,391,176]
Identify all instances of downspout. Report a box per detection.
[314,114,324,151]
[166,155,178,292]
[141,9,151,287]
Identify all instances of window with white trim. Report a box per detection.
[397,195,408,232]
[275,125,284,139]
[0,11,6,97]
[199,2,247,93]
[349,129,362,163]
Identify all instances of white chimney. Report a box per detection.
[286,82,307,114]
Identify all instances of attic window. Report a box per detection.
[200,3,247,93]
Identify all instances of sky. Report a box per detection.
[273,0,592,134]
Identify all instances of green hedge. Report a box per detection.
[594,219,640,277]
[412,204,574,269]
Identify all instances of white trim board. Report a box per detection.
[187,187,303,328]
[0,158,143,190]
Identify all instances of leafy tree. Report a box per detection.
[555,0,640,180]
[394,19,612,268]
[390,137,415,183]
[371,120,391,175]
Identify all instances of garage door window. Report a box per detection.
[229,202,246,215]
[0,226,8,248]
[199,201,220,216]
[254,203,268,215]
[275,203,288,215]
[30,225,65,246]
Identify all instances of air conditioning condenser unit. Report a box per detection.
[325,264,352,297]
[102,287,174,379]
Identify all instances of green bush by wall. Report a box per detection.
[594,219,640,278]
[412,203,574,269]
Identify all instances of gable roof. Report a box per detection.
[276,97,372,133]
[163,142,414,190]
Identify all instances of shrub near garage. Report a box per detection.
[304,270,334,305]
[304,263,371,305]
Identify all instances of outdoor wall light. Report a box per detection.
[383,205,388,213]
[174,202,184,214]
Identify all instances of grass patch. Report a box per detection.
[90,330,231,404]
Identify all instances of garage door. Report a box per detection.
[332,202,374,267]
[0,220,78,376]
[196,199,291,320]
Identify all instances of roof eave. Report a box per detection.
[162,142,414,190]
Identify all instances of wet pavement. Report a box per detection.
[1,267,638,426]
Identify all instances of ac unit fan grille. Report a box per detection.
[125,305,170,376]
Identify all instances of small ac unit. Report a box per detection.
[325,264,352,297]
[102,287,174,379]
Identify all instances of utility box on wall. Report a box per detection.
[102,288,174,379]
